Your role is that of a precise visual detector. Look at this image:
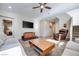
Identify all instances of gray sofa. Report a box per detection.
[0,33,26,56]
[62,40,79,56]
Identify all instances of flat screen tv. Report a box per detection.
[23,21,33,28]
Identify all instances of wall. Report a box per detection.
[0,10,72,38]
[56,13,71,30]
[56,13,71,38]
[39,17,59,37]
[39,20,51,37]
[0,10,34,39]
[67,8,79,25]
[67,8,79,40]
[34,16,59,37]
[34,18,40,36]
[34,13,71,38]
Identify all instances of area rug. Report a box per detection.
[19,40,67,56]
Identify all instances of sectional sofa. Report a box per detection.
[62,40,79,56]
[0,32,26,56]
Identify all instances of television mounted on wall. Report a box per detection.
[23,21,33,28]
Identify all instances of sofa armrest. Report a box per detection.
[66,41,79,52]
[62,48,79,56]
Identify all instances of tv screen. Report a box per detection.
[23,21,33,28]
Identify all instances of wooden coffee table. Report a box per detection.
[29,39,55,56]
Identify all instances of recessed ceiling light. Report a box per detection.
[8,6,12,9]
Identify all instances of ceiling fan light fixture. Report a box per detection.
[41,5,44,8]
[32,3,52,13]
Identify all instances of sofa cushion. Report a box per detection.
[75,38,79,43]
[66,41,79,52]
[0,45,23,56]
[62,48,79,56]
[46,39,59,44]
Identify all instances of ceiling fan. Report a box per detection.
[32,3,52,13]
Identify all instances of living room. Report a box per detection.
[0,3,79,56]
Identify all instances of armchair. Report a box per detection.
[53,29,68,40]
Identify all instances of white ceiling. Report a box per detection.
[0,3,79,19]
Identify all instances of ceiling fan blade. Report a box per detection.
[40,8,43,13]
[43,3,47,5]
[39,3,42,6]
[32,6,40,9]
[39,3,42,5]
[45,6,51,9]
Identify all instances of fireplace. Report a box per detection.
[3,19,12,36]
